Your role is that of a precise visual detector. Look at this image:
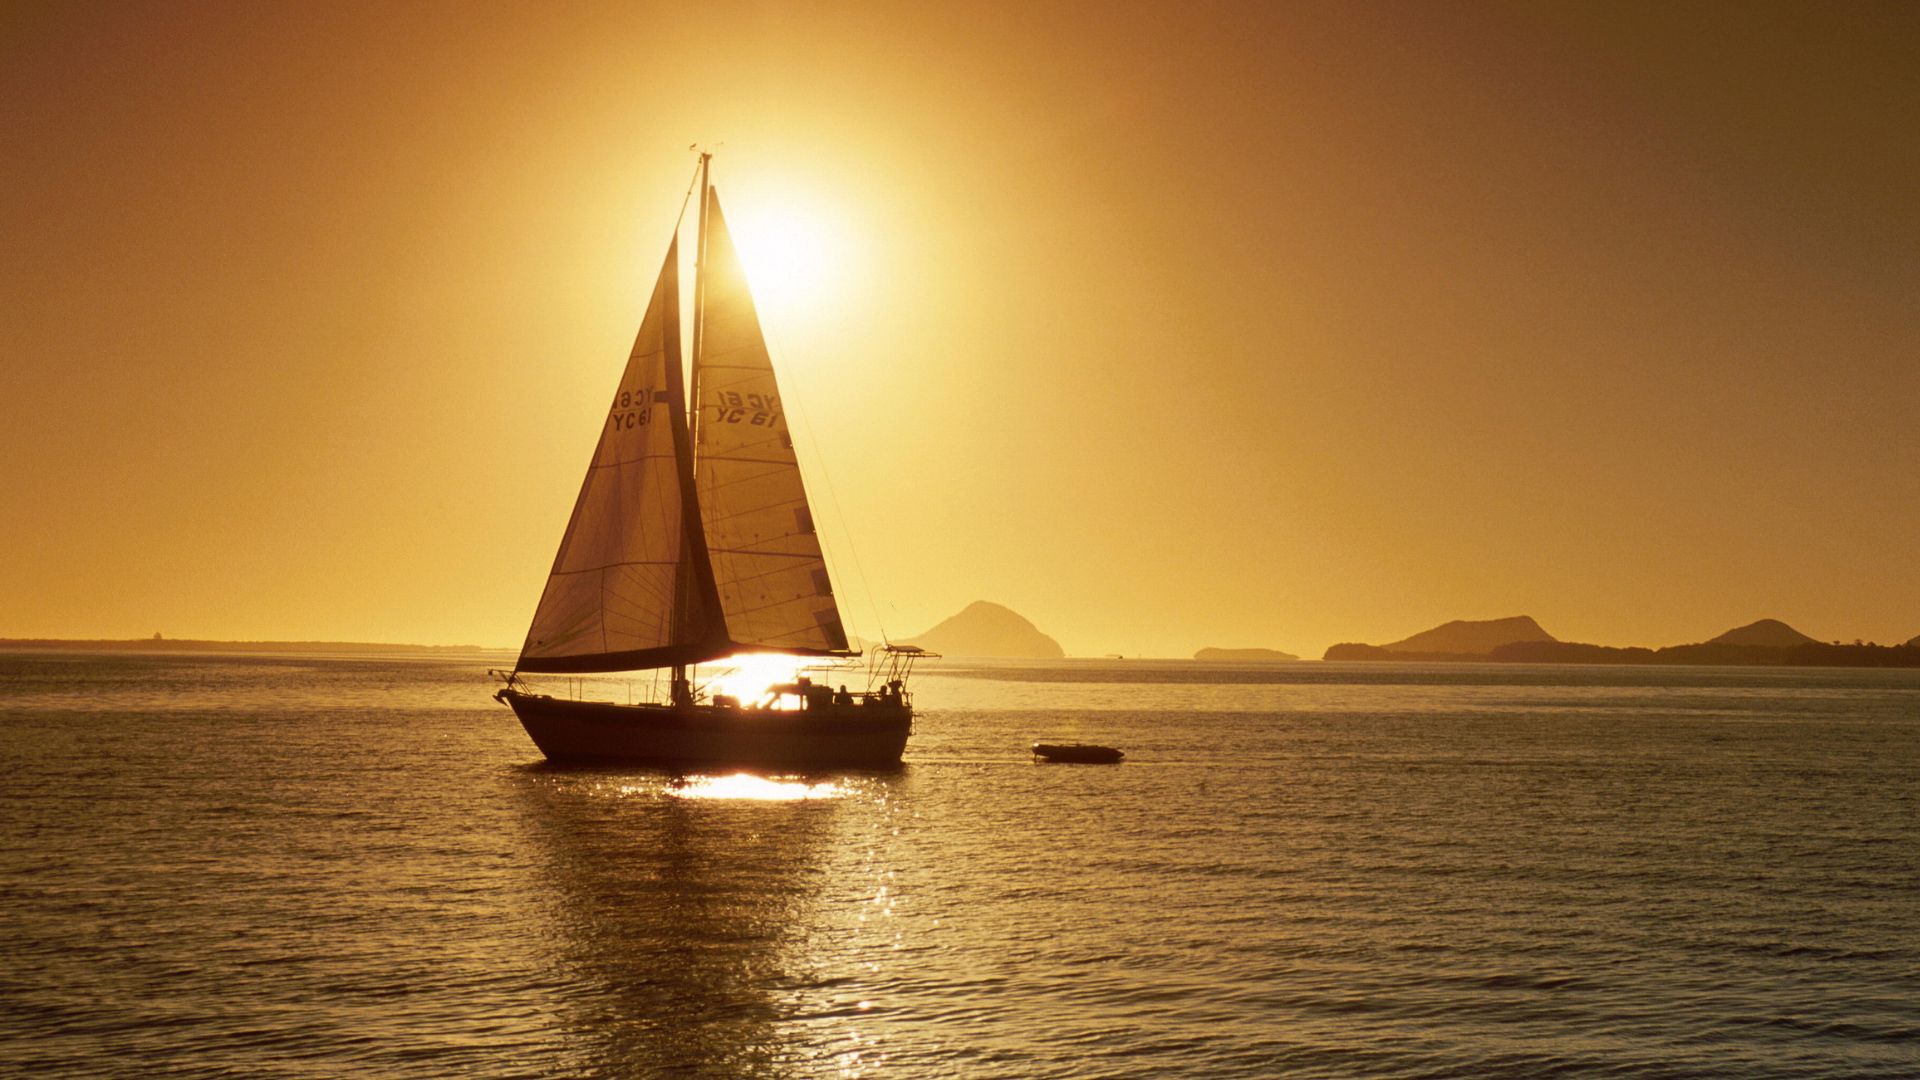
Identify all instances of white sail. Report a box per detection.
[519,239,718,672]
[693,189,850,654]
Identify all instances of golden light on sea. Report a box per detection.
[663,773,845,801]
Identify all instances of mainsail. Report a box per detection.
[693,188,850,655]
[517,238,727,673]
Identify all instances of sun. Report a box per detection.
[724,194,854,330]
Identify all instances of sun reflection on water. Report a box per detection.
[662,773,845,801]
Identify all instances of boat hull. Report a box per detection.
[1032,742,1125,764]
[499,690,912,769]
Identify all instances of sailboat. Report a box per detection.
[494,154,926,768]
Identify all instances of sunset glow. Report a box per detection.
[5,7,1918,1077]
[2,4,1916,658]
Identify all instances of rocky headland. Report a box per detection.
[901,601,1066,659]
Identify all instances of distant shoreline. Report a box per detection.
[0,638,505,655]
[8,638,1917,668]
[1323,640,1920,668]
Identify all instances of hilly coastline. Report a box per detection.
[10,614,1912,668]
[1326,617,1920,668]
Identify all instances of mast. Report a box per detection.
[688,150,714,455]
[672,150,715,706]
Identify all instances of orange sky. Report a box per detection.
[3,1,1916,657]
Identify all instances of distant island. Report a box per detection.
[0,635,496,655]
[1194,647,1298,662]
[1325,616,1920,668]
[900,601,1065,659]
[1705,618,1817,649]
[1375,615,1554,655]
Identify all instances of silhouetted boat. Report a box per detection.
[495,154,926,767]
[1032,743,1125,764]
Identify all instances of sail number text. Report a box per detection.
[711,390,780,427]
[608,385,661,431]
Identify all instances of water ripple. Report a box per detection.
[2,654,1917,1077]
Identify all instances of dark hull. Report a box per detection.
[1032,743,1125,764]
[499,690,911,768]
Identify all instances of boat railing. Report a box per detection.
[862,643,937,693]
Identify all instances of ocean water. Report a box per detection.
[2,652,1916,1078]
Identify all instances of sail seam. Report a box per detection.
[697,489,802,508]
[586,453,677,468]
[719,568,815,589]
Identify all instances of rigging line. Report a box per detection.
[674,153,704,231]
[755,315,889,648]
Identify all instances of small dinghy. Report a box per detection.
[1032,742,1125,764]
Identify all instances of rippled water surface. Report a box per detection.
[3,652,1917,1077]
